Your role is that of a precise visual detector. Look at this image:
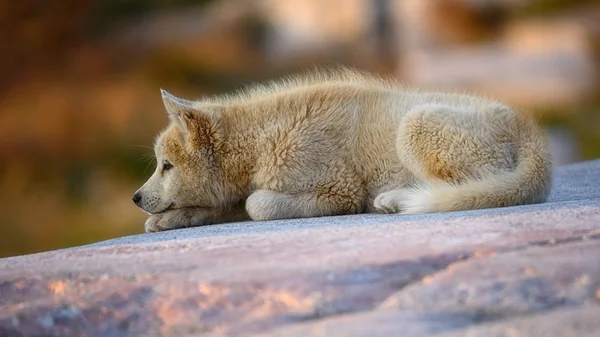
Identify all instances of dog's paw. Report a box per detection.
[144,208,213,233]
[374,187,432,214]
[144,213,164,233]
[374,190,408,214]
[144,212,182,233]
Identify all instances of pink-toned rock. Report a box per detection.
[1,160,599,336]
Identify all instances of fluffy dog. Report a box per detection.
[133,67,551,232]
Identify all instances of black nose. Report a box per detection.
[132,192,142,205]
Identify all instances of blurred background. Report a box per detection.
[1,0,599,257]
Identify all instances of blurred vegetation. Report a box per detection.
[1,0,599,257]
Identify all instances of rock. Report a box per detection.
[1,159,600,336]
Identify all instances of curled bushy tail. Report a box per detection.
[402,117,552,214]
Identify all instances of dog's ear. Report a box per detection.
[161,89,223,148]
[161,89,221,133]
[161,89,197,132]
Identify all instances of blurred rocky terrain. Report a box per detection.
[1,0,600,257]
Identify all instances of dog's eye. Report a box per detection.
[162,160,173,171]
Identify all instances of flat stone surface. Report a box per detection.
[1,160,599,336]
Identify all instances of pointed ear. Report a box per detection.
[161,89,197,131]
[161,89,224,146]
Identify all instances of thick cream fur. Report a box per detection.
[134,67,551,231]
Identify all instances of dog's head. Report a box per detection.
[132,90,228,214]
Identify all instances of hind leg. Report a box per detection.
[374,103,518,214]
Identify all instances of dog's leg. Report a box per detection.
[374,103,526,214]
[145,203,249,232]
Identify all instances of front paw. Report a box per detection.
[144,208,213,233]
[144,212,179,233]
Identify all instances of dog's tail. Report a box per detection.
[401,118,552,214]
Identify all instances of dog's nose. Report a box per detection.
[132,192,142,205]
